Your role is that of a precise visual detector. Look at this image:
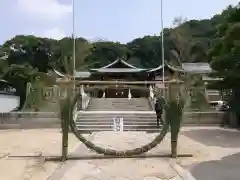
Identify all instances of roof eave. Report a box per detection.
[147,62,185,73]
[88,69,147,73]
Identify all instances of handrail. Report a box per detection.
[80,85,90,110]
[82,94,90,110]
[73,86,91,121]
[128,89,132,100]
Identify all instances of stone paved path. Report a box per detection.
[0,127,240,179]
[48,132,180,180]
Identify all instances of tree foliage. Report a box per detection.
[209,5,240,88]
[0,4,238,111]
[208,4,240,120]
[1,5,234,75]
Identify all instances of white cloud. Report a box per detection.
[44,28,66,40]
[17,0,72,21]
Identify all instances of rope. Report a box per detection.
[67,94,170,156]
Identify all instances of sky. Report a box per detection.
[0,0,239,44]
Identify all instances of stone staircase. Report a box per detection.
[87,98,152,111]
[75,98,160,133]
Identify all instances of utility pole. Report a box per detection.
[161,0,165,85]
[72,0,76,90]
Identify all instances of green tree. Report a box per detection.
[0,4,237,73]
[84,41,128,68]
[209,5,240,87]
[208,4,240,124]
[2,64,44,109]
[2,35,55,72]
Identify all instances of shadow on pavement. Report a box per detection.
[182,129,240,148]
[189,152,240,180]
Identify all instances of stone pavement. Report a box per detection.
[0,127,240,179]
[179,127,240,180]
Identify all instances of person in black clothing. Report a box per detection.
[220,101,230,127]
[155,97,165,127]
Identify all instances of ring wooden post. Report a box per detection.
[168,78,183,158]
[61,117,69,161]
[61,89,71,161]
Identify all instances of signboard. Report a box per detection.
[113,117,124,132]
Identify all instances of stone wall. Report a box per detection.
[0,111,224,129]
[182,111,223,125]
[0,112,60,129]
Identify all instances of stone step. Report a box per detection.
[88,108,151,109]
[77,128,161,133]
[87,109,152,111]
[88,104,150,106]
[88,105,150,107]
[77,113,156,117]
[78,111,156,117]
[87,104,151,106]
[89,100,148,102]
[78,97,156,132]
[87,107,151,109]
[90,98,148,100]
[77,116,156,119]
[88,98,152,111]
[88,102,149,104]
[75,117,157,122]
[88,106,150,109]
[88,106,151,108]
[77,117,156,120]
[75,121,157,125]
[75,122,158,125]
[76,121,157,125]
[89,103,149,105]
[76,124,159,129]
[87,105,148,107]
[78,114,156,117]
[89,100,149,102]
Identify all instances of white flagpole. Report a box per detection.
[161,0,165,85]
[72,0,76,91]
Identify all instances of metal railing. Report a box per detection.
[148,85,155,110]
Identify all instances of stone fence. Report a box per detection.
[0,112,60,129]
[0,111,224,129]
[182,111,223,125]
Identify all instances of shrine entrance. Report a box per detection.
[105,88,128,98]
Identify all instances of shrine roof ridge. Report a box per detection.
[100,58,140,69]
